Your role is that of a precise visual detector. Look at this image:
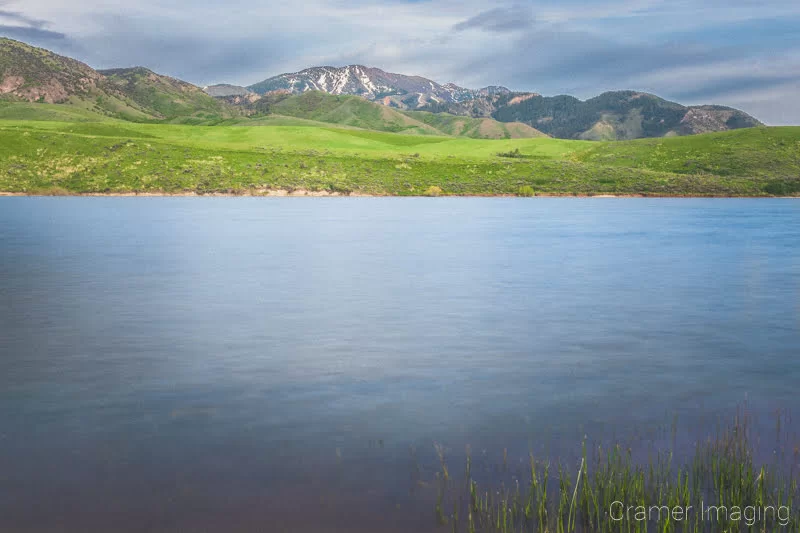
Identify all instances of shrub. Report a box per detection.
[763,180,800,196]
[517,185,535,197]
[497,148,527,158]
[326,182,352,195]
[424,185,443,196]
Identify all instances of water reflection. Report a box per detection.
[1,198,799,531]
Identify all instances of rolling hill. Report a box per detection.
[399,109,546,139]
[243,91,441,134]
[219,91,546,138]
[0,117,797,197]
[99,67,234,122]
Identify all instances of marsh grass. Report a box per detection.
[432,411,800,532]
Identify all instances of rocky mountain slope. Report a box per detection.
[242,65,762,140]
[247,65,478,109]
[0,38,235,122]
[0,37,153,120]
[0,37,103,103]
[484,90,762,140]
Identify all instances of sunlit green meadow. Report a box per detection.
[1,104,798,196]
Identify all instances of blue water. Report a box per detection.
[1,197,799,532]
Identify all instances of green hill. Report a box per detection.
[260,91,441,134]
[0,100,111,122]
[574,126,800,188]
[99,67,235,122]
[0,116,797,197]
[0,38,235,122]
[400,109,546,139]
[220,90,546,138]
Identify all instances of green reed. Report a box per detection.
[432,412,800,532]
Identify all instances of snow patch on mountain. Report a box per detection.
[247,65,480,109]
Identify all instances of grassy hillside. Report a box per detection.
[99,67,236,122]
[0,100,109,122]
[0,38,236,123]
[575,127,800,195]
[401,109,546,139]
[262,91,441,134]
[219,91,547,138]
[0,117,797,197]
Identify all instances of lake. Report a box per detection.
[1,197,799,532]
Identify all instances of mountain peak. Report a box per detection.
[478,86,512,96]
[246,65,474,109]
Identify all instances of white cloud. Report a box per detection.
[2,0,799,123]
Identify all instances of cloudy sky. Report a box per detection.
[1,0,799,124]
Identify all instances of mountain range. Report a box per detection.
[0,38,541,138]
[0,37,762,140]
[206,66,515,109]
[210,65,762,140]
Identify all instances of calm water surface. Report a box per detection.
[1,198,799,532]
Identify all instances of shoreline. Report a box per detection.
[1,190,798,198]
